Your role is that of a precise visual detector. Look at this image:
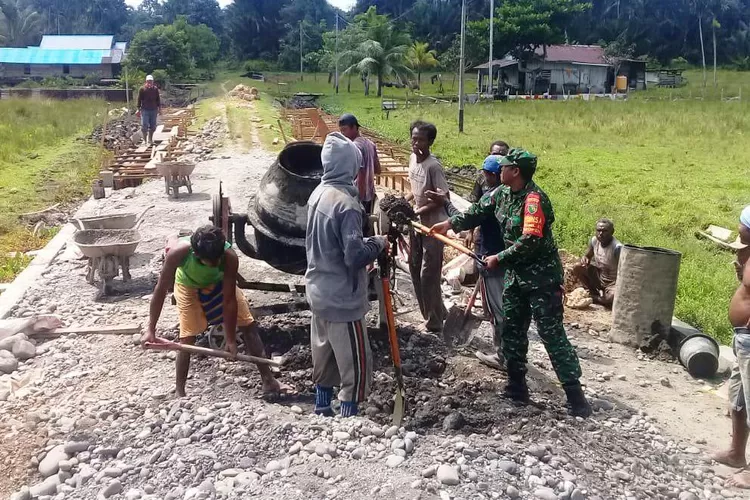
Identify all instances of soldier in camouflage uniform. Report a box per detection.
[430,148,591,417]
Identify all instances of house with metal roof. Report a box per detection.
[475,44,646,96]
[0,35,126,82]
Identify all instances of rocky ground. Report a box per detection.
[0,100,744,500]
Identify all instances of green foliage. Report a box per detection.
[341,6,413,96]
[494,0,592,61]
[83,73,101,86]
[0,98,107,282]
[151,69,169,87]
[406,42,438,85]
[125,19,220,80]
[0,0,41,46]
[243,59,279,73]
[39,76,75,88]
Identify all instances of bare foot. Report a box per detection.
[727,469,750,488]
[262,378,294,395]
[712,449,748,468]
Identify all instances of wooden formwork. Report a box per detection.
[281,107,413,195]
[101,107,196,190]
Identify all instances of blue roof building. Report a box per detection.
[0,35,126,82]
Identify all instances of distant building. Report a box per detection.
[0,35,126,82]
[475,44,646,95]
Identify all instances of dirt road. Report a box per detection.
[0,99,742,500]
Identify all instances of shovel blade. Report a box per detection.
[392,387,405,427]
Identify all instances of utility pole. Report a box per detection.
[335,13,339,94]
[488,0,494,96]
[458,0,466,132]
[299,22,304,82]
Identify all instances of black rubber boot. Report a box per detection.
[563,382,592,418]
[503,369,530,403]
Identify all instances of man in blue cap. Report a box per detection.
[428,155,506,369]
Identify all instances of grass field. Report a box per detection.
[201,68,750,344]
[0,98,108,282]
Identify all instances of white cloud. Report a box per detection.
[124,0,356,10]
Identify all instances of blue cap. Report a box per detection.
[481,155,503,174]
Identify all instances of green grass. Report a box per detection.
[0,98,108,282]
[207,69,749,344]
[197,75,293,152]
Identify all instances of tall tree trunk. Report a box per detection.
[364,74,369,96]
[377,72,383,97]
[328,72,332,84]
[712,20,717,87]
[347,74,351,93]
[698,15,707,88]
[417,69,421,87]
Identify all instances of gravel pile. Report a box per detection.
[90,115,142,152]
[175,118,226,164]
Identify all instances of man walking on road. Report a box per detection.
[405,121,450,333]
[430,148,591,417]
[137,74,161,145]
[712,206,750,489]
[305,132,387,417]
[142,225,288,398]
[338,113,381,219]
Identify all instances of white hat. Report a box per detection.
[146,75,154,81]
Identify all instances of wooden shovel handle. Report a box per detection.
[145,340,280,367]
[410,221,484,264]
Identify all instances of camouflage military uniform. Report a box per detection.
[450,181,582,385]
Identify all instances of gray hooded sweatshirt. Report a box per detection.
[305,132,386,322]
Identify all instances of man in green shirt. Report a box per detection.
[142,225,288,397]
[430,149,591,417]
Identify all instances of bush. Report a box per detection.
[243,59,278,73]
[151,69,169,87]
[39,76,75,88]
[83,73,101,86]
[669,57,689,70]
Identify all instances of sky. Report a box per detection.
[124,0,356,10]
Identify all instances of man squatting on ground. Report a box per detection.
[712,206,750,489]
[427,152,509,370]
[430,149,592,417]
[338,113,381,221]
[142,226,288,397]
[136,74,161,145]
[572,218,622,308]
[305,132,387,417]
[405,121,450,333]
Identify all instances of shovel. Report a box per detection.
[378,241,406,427]
[443,274,484,346]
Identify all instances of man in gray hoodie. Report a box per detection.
[306,132,387,417]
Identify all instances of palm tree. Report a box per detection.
[0,0,41,47]
[406,41,438,88]
[341,7,412,97]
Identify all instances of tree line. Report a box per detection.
[2,0,750,80]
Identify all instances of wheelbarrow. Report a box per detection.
[72,205,153,231]
[156,161,196,198]
[73,228,142,295]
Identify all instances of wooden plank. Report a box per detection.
[32,324,141,338]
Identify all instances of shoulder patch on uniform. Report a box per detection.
[522,192,545,237]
